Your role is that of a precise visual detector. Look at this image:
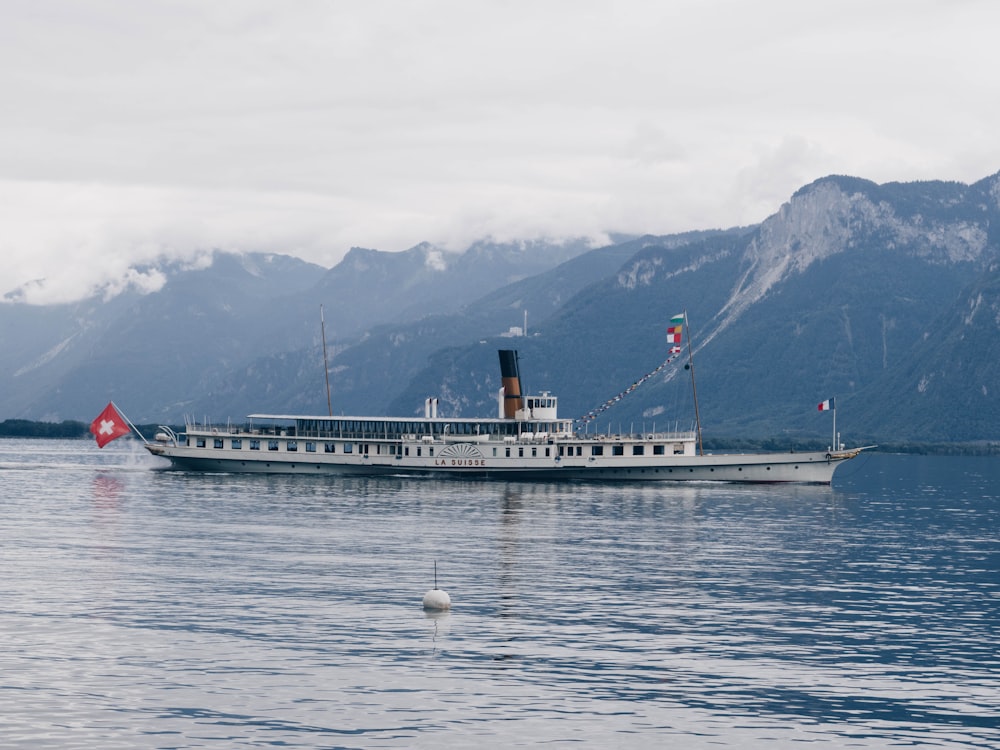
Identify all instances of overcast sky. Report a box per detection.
[3,0,998,304]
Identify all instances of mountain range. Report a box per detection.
[3,171,1000,445]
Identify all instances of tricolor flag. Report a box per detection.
[817,398,835,412]
[666,314,684,344]
[90,402,132,448]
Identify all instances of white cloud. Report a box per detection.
[2,0,999,303]
[424,249,448,272]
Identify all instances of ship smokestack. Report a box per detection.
[498,350,523,419]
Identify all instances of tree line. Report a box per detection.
[0,420,176,439]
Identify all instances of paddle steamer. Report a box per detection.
[144,350,863,483]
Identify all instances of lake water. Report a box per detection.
[1,439,998,749]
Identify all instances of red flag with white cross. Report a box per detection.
[90,402,131,448]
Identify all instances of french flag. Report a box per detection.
[818,398,835,412]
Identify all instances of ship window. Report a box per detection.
[612,445,624,456]
[591,445,604,456]
[231,439,242,450]
[673,445,684,455]
[268,440,279,451]
[250,440,260,451]
[196,438,206,448]
[305,442,316,452]
[545,448,550,457]
[653,445,664,455]
[344,443,353,453]
[576,446,582,456]
[287,441,298,452]
[633,445,644,456]
[493,447,497,457]
[324,442,335,453]
[531,447,537,457]
[405,447,410,456]
[428,447,434,456]
[416,447,421,456]
[518,447,524,457]
[214,438,224,449]
[505,447,510,457]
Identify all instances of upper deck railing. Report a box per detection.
[183,415,696,445]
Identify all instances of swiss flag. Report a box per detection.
[90,402,131,448]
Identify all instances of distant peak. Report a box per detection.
[792,174,878,199]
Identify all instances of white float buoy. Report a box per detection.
[423,587,451,611]
[422,560,451,611]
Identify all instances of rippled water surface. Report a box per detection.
[1,440,998,748]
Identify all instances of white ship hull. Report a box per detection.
[145,439,860,484]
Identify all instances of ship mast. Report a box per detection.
[683,310,704,456]
[321,304,333,417]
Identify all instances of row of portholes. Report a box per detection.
[600,465,792,474]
